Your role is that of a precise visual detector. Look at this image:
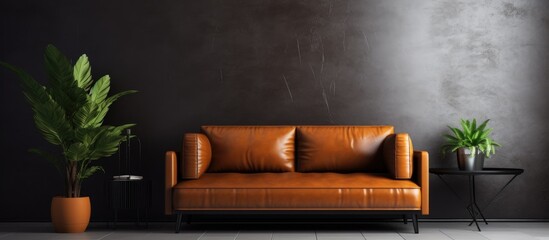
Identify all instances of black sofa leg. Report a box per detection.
[175,213,183,233]
[403,215,408,224]
[412,214,419,234]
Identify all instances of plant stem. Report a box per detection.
[65,167,71,197]
[65,162,79,197]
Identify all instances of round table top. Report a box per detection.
[429,168,524,175]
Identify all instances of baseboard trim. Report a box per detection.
[2,219,549,223]
[419,218,549,222]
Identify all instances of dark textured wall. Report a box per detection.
[1,0,548,221]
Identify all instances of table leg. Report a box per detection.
[468,176,489,227]
[472,176,488,224]
[468,176,481,231]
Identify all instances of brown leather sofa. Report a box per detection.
[165,126,429,233]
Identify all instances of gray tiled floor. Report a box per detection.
[0,222,548,240]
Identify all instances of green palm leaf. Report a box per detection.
[79,166,104,180]
[31,98,72,146]
[471,119,477,131]
[477,119,490,132]
[90,75,110,103]
[104,90,138,106]
[45,45,88,117]
[486,138,493,156]
[479,128,492,139]
[73,54,92,90]
[449,126,465,140]
[73,101,99,128]
[89,124,134,160]
[44,44,73,89]
[460,119,471,137]
[65,142,90,161]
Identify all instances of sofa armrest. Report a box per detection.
[414,150,429,215]
[165,151,178,215]
[182,133,212,179]
[383,133,413,179]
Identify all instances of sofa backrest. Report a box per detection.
[296,126,394,172]
[202,126,296,173]
[199,125,394,173]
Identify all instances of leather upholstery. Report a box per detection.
[296,126,394,172]
[383,133,413,179]
[173,172,420,210]
[182,133,212,179]
[165,125,429,216]
[414,151,429,215]
[202,126,296,172]
[165,151,178,215]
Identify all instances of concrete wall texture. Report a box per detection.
[1,0,548,220]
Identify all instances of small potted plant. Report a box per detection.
[1,45,136,233]
[442,119,501,171]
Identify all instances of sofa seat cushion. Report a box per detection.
[173,172,421,210]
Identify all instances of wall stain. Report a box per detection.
[502,2,527,18]
[431,0,508,111]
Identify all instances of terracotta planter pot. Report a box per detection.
[51,196,91,233]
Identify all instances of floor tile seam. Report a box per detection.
[197,231,207,240]
[359,231,367,240]
[234,230,240,240]
[96,232,114,240]
[439,229,457,240]
[396,232,406,240]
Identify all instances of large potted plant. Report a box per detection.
[1,45,136,233]
[442,119,501,171]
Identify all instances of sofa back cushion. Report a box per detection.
[383,133,414,179]
[181,133,211,179]
[202,126,296,172]
[296,126,394,172]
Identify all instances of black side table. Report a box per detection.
[106,179,152,229]
[430,168,524,231]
